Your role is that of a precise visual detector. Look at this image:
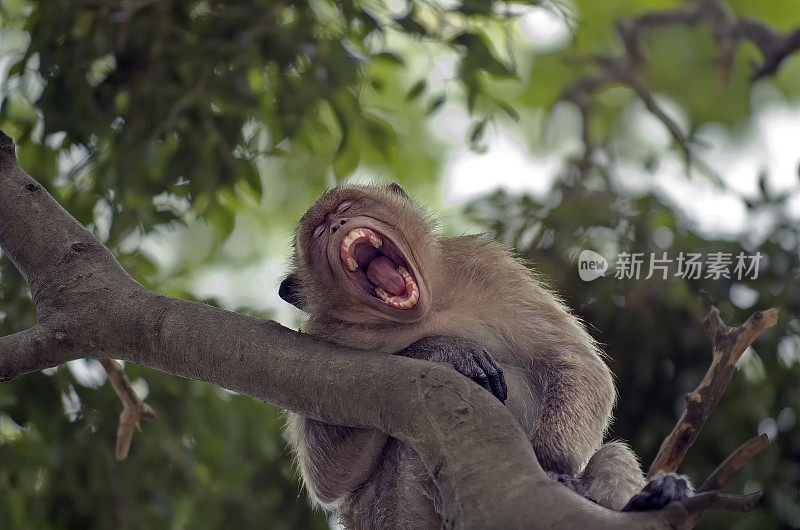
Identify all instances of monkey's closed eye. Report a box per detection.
[336,201,352,214]
[313,225,325,239]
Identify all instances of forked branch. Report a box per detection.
[98,359,155,461]
[649,306,778,477]
[699,433,770,492]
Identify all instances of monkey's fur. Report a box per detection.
[281,184,690,528]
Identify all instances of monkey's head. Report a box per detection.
[280,183,436,324]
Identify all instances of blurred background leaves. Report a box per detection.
[0,0,799,528]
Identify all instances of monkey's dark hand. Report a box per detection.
[621,471,694,512]
[396,336,507,403]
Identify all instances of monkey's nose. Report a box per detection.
[330,219,348,234]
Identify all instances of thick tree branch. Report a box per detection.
[648,306,778,477]
[0,130,764,528]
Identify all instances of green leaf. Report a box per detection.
[333,143,361,180]
[425,94,446,115]
[468,118,488,147]
[395,11,427,36]
[374,52,404,65]
[452,32,516,79]
[405,79,426,100]
[493,99,520,121]
[363,113,397,160]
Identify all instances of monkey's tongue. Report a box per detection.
[366,256,405,296]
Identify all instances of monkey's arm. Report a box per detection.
[396,336,507,402]
[288,414,388,504]
[529,351,617,476]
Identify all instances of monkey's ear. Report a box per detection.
[279,272,306,310]
[388,182,409,200]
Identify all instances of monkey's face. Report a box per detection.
[284,184,434,324]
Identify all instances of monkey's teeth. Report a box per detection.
[340,228,418,310]
[342,228,378,253]
[345,228,362,240]
[375,287,390,302]
[375,270,420,309]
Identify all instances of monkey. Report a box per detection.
[280,183,691,528]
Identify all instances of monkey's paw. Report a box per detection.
[622,471,694,512]
[398,337,507,402]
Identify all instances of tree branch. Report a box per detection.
[0,130,766,528]
[699,433,770,492]
[648,306,778,477]
[98,358,155,461]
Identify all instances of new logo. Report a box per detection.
[578,250,608,282]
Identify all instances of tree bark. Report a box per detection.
[0,131,758,529]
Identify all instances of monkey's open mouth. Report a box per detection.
[339,228,420,309]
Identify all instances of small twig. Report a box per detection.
[648,306,778,477]
[659,490,762,528]
[741,20,800,81]
[98,358,155,461]
[699,433,770,492]
[623,72,692,159]
[637,438,766,525]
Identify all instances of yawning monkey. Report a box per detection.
[280,183,691,528]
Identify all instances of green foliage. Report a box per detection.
[1,0,799,528]
[0,362,327,529]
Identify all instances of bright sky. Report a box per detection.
[443,87,800,238]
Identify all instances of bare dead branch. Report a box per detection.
[699,433,770,492]
[648,306,779,477]
[681,490,762,514]
[98,358,155,461]
[656,491,763,528]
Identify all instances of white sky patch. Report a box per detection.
[515,6,572,51]
[730,283,759,309]
[444,126,559,205]
[651,157,751,237]
[444,91,800,241]
[756,103,800,195]
[428,56,456,93]
[66,359,107,389]
[190,258,301,327]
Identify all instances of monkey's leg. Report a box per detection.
[581,443,693,512]
[549,442,693,511]
[575,442,647,510]
[287,413,388,504]
[396,336,507,402]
